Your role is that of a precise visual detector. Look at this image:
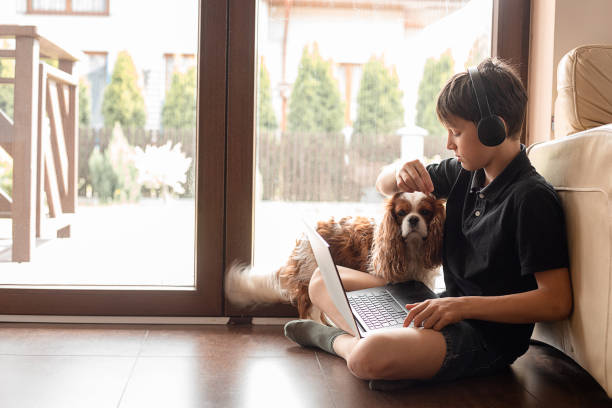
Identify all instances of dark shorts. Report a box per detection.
[394,283,520,383]
[432,319,515,382]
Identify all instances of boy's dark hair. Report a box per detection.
[436,58,527,139]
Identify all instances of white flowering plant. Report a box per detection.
[134,141,192,200]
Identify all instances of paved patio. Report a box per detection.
[0,199,443,290]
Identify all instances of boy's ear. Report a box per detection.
[500,117,508,135]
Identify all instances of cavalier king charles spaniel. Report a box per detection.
[225,191,446,321]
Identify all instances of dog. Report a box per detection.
[225,191,446,321]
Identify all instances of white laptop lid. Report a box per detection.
[302,220,361,338]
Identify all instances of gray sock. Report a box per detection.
[284,319,347,356]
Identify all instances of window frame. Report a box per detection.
[26,0,110,16]
[0,0,226,316]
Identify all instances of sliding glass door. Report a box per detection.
[0,1,226,316]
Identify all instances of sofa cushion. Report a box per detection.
[554,45,612,138]
[527,125,612,396]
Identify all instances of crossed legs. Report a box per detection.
[308,266,447,380]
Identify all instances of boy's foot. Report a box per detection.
[284,319,347,356]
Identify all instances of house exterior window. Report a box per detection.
[27,0,109,15]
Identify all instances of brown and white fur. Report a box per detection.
[225,192,446,320]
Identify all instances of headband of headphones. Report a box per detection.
[468,67,493,119]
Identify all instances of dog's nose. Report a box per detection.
[408,216,419,227]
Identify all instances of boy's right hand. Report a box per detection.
[395,160,434,194]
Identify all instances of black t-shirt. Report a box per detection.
[427,146,570,359]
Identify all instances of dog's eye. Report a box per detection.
[419,209,432,217]
[396,210,407,217]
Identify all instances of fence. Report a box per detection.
[257,131,400,202]
[78,128,401,202]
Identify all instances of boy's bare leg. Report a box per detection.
[332,328,446,380]
[308,266,447,380]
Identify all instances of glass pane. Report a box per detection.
[72,0,106,13]
[0,1,198,287]
[32,0,67,12]
[254,0,492,291]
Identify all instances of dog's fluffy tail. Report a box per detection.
[224,261,288,308]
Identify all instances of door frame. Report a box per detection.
[0,0,227,316]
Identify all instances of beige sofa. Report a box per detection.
[527,45,612,396]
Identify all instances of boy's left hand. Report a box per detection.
[403,297,465,331]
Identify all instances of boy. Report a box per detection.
[283,58,572,385]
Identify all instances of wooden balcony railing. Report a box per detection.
[0,25,80,262]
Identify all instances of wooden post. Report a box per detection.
[59,59,78,216]
[36,63,46,238]
[12,35,39,262]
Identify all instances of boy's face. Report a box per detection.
[443,114,494,171]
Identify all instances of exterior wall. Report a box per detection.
[2,0,493,132]
[1,0,199,130]
[259,0,491,133]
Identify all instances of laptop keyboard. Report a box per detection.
[348,292,408,330]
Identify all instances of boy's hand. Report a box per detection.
[395,160,434,194]
[403,297,465,331]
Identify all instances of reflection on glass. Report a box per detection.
[0,1,198,287]
[254,0,492,290]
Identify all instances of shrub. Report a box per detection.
[0,58,14,120]
[0,147,12,197]
[353,57,404,136]
[351,57,404,159]
[134,141,192,200]
[287,43,343,133]
[79,78,91,127]
[102,51,146,129]
[88,146,116,203]
[88,124,140,203]
[258,62,277,131]
[161,66,197,130]
[416,51,454,158]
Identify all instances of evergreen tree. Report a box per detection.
[161,66,197,130]
[102,51,146,129]
[416,51,454,158]
[352,57,404,152]
[0,59,14,120]
[287,44,343,133]
[79,78,91,127]
[258,62,277,131]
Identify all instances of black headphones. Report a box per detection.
[467,67,506,146]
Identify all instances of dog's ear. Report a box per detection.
[369,194,405,282]
[423,199,446,269]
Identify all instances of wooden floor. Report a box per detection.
[0,323,610,408]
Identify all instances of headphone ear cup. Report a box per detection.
[477,115,506,146]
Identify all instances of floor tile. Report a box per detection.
[0,355,135,408]
[118,354,333,408]
[140,324,309,358]
[0,323,146,356]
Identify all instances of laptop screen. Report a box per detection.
[302,220,362,338]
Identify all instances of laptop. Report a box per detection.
[302,220,437,338]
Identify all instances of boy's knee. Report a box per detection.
[308,268,324,303]
[346,336,392,380]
